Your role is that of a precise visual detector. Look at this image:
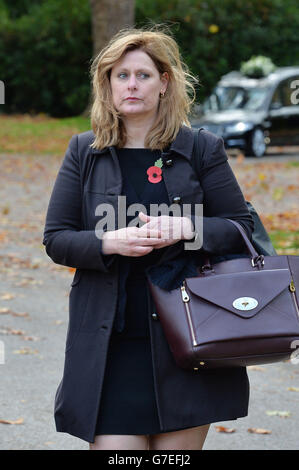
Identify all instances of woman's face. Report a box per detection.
[110,49,168,121]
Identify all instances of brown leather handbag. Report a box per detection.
[147,219,299,370]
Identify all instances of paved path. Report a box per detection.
[0,151,298,450]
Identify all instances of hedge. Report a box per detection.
[0,0,298,116]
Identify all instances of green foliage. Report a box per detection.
[2,0,42,18]
[0,0,92,117]
[1,0,299,116]
[136,0,299,103]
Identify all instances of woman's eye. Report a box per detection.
[138,73,150,79]
[117,72,150,79]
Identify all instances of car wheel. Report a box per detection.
[245,127,267,158]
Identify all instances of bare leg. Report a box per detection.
[90,434,149,450]
[149,424,210,450]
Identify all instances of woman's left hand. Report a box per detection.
[138,211,195,249]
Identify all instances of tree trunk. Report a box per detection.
[90,0,135,57]
[83,0,135,116]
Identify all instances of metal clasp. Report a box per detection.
[200,264,215,274]
[180,284,190,302]
[251,255,265,268]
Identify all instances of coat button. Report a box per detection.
[172,196,181,204]
[151,312,159,321]
[165,159,173,166]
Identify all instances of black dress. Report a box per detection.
[95,148,169,435]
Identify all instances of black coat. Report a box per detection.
[43,125,254,443]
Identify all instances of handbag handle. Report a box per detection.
[200,218,265,273]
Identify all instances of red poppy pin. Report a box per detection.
[147,157,163,184]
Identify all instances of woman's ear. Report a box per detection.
[161,72,169,94]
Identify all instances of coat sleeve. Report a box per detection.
[190,134,254,255]
[42,135,116,271]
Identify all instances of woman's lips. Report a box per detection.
[125,97,140,101]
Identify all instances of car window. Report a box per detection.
[270,86,283,108]
[244,88,269,110]
[205,86,269,112]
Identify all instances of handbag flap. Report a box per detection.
[185,268,292,318]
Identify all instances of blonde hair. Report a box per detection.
[89,26,198,150]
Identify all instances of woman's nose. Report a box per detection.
[128,74,137,90]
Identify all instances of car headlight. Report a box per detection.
[224,122,253,134]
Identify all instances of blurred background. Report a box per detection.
[1,0,299,118]
[0,0,298,450]
[0,0,298,250]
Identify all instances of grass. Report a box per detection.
[285,161,299,168]
[269,230,299,255]
[0,113,91,155]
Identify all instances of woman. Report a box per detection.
[43,27,254,450]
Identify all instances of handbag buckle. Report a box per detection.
[200,264,215,274]
[251,255,265,268]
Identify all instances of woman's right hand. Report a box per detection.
[101,226,164,257]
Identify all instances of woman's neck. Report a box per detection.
[122,114,156,148]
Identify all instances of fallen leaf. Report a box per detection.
[14,278,43,287]
[266,410,291,418]
[247,365,266,371]
[14,279,30,287]
[287,387,299,392]
[272,187,284,201]
[258,172,266,181]
[247,428,271,434]
[0,417,24,425]
[0,231,8,243]
[0,293,16,300]
[215,425,236,433]
[259,181,269,191]
[30,258,42,269]
[2,206,10,215]
[0,308,29,318]
[236,152,245,163]
[10,311,30,318]
[23,335,39,342]
[0,308,10,314]
[10,328,25,336]
[0,327,25,336]
[13,348,39,355]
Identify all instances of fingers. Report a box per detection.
[138,216,184,240]
[109,227,161,240]
[137,228,162,239]
[130,245,154,256]
[132,237,165,246]
[138,211,151,222]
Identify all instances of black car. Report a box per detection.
[191,66,299,157]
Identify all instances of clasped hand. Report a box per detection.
[102,211,195,257]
